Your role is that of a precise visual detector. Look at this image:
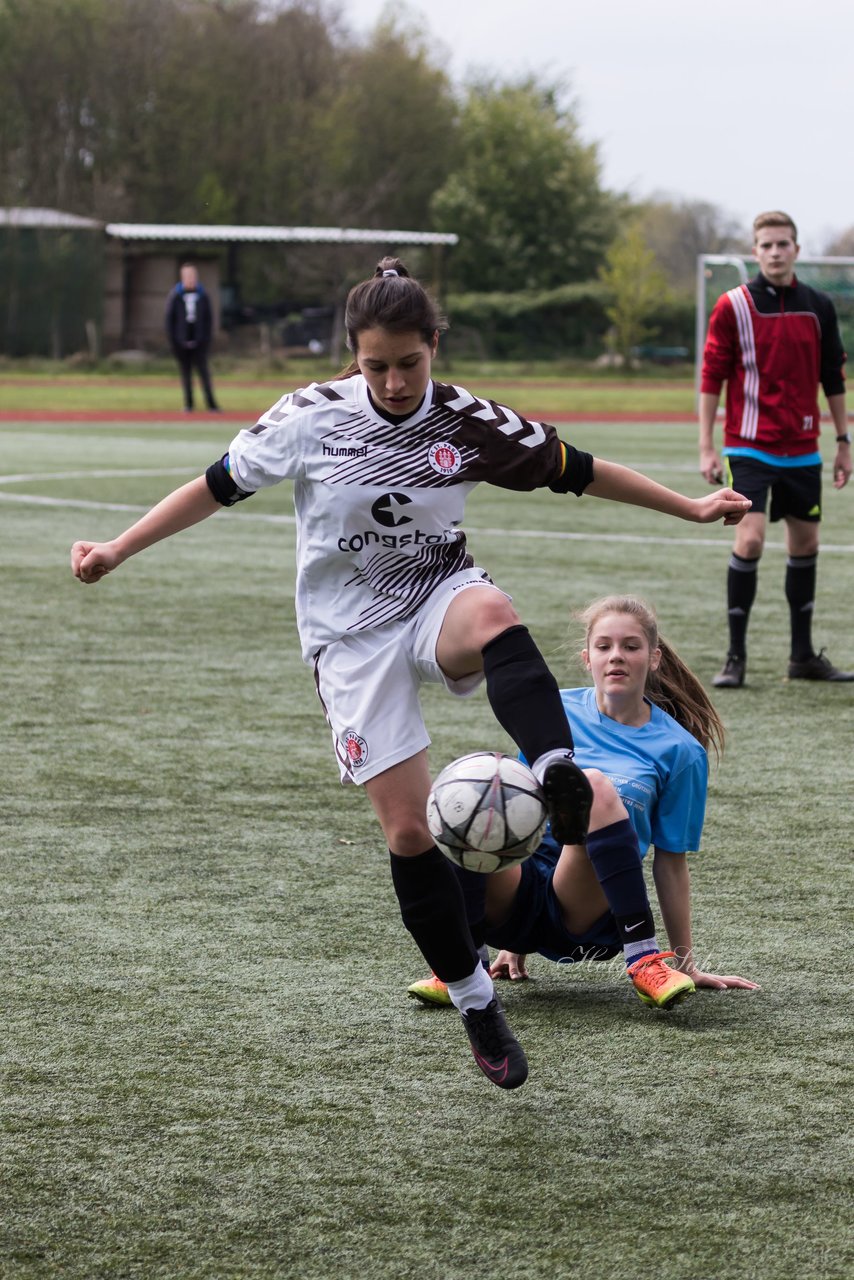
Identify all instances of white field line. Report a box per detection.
[1,467,852,553]
[0,467,197,483]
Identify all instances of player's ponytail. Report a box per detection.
[578,595,725,761]
[647,638,724,761]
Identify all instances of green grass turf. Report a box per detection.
[1,415,852,1279]
[0,362,697,416]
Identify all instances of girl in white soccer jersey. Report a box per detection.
[71,258,751,1091]
[408,596,759,1008]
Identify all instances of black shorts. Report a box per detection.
[482,844,621,965]
[725,456,822,524]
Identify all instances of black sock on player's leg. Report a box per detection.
[482,625,574,760]
[726,553,759,658]
[453,864,488,950]
[482,626,592,844]
[785,553,817,662]
[389,846,482,984]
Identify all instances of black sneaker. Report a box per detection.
[461,997,528,1089]
[713,653,746,688]
[542,755,593,845]
[787,650,854,682]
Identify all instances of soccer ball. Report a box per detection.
[426,752,547,874]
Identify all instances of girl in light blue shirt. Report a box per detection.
[410,596,759,1009]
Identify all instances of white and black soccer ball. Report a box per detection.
[426,751,547,874]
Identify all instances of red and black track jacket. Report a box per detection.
[701,273,846,457]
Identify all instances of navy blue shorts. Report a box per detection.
[482,844,621,965]
[725,456,822,524]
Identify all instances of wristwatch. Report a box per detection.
[837,432,852,444]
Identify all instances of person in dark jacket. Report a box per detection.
[165,263,220,413]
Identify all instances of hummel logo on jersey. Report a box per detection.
[323,443,368,458]
[371,492,413,527]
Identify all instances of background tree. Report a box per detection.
[0,0,337,222]
[0,0,109,214]
[632,195,745,292]
[2,0,673,350]
[823,226,854,255]
[320,14,458,232]
[98,0,343,226]
[599,224,670,365]
[430,76,620,292]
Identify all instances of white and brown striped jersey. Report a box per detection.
[223,374,591,661]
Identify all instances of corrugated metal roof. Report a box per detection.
[0,210,457,245]
[105,222,457,245]
[0,207,102,229]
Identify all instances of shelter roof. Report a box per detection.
[104,223,457,245]
[0,209,457,246]
[0,207,102,229]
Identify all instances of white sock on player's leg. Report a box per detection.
[447,961,494,1013]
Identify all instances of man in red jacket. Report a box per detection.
[699,210,853,687]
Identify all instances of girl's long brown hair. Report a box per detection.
[579,595,725,760]
[337,256,448,376]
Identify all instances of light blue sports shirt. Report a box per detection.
[536,687,708,858]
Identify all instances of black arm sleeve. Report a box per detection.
[548,443,595,496]
[819,297,847,398]
[205,455,253,507]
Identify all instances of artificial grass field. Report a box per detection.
[0,361,695,417]
[1,408,852,1279]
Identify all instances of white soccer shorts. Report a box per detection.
[313,568,510,784]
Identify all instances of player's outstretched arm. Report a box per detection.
[71,476,220,584]
[586,458,751,525]
[652,849,760,991]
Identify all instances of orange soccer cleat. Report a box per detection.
[406,973,452,1007]
[626,950,696,1009]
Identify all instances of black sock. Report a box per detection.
[389,847,478,983]
[482,625,574,760]
[785,553,817,662]
[453,865,488,949]
[585,819,655,944]
[726,553,759,658]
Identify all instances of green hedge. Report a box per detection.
[0,228,104,358]
[442,282,695,362]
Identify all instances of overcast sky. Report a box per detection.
[339,0,852,255]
